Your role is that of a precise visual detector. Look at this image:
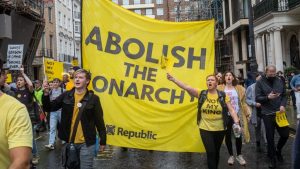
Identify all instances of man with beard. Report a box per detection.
[255,65,289,169]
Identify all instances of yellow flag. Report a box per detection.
[161,55,175,72]
[275,111,289,127]
[6,73,12,83]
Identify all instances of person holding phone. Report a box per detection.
[256,65,289,169]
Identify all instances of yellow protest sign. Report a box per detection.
[6,73,12,83]
[44,58,63,81]
[275,111,289,127]
[82,0,215,152]
[72,59,79,66]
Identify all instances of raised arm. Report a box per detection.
[20,66,33,92]
[42,80,64,112]
[167,73,199,98]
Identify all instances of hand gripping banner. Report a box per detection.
[82,0,215,152]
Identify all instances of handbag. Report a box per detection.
[63,92,93,169]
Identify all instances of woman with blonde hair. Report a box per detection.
[167,73,240,169]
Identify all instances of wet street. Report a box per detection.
[35,106,298,169]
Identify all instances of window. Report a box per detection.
[174,6,181,12]
[145,0,152,4]
[134,9,141,14]
[157,8,163,15]
[75,21,80,33]
[41,32,45,49]
[63,15,66,28]
[134,0,140,4]
[156,0,163,4]
[58,11,61,26]
[49,35,53,57]
[48,7,52,22]
[123,0,129,5]
[59,39,62,55]
[65,41,68,55]
[146,8,153,15]
[68,18,71,30]
[185,6,190,12]
[69,43,72,56]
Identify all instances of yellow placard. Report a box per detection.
[275,111,289,127]
[72,59,79,66]
[44,58,64,81]
[6,73,12,83]
[82,0,215,152]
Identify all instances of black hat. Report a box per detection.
[72,66,81,71]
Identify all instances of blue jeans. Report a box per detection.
[49,111,61,145]
[75,143,95,169]
[32,125,38,157]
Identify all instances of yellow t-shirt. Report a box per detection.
[70,91,86,143]
[66,79,74,91]
[0,94,33,168]
[199,92,230,131]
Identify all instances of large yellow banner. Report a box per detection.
[82,0,215,152]
[44,58,64,81]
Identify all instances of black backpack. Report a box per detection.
[197,90,229,129]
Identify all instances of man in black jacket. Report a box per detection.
[255,65,289,169]
[42,69,106,169]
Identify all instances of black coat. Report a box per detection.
[42,89,106,146]
[255,75,287,115]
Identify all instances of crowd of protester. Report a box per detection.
[1,56,300,169]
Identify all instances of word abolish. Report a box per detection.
[85,26,206,70]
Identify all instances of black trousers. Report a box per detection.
[225,117,242,155]
[262,114,289,159]
[200,129,226,169]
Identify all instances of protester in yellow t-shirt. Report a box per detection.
[42,69,106,168]
[0,92,33,168]
[167,73,240,169]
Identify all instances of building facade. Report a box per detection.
[253,0,300,72]
[55,0,74,70]
[34,0,57,79]
[222,0,250,78]
[73,0,81,66]
[0,0,44,79]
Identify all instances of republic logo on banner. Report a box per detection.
[82,0,215,152]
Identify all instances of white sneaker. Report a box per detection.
[236,155,246,166]
[32,156,40,164]
[228,156,234,165]
[44,144,55,150]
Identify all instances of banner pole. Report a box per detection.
[43,56,47,81]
